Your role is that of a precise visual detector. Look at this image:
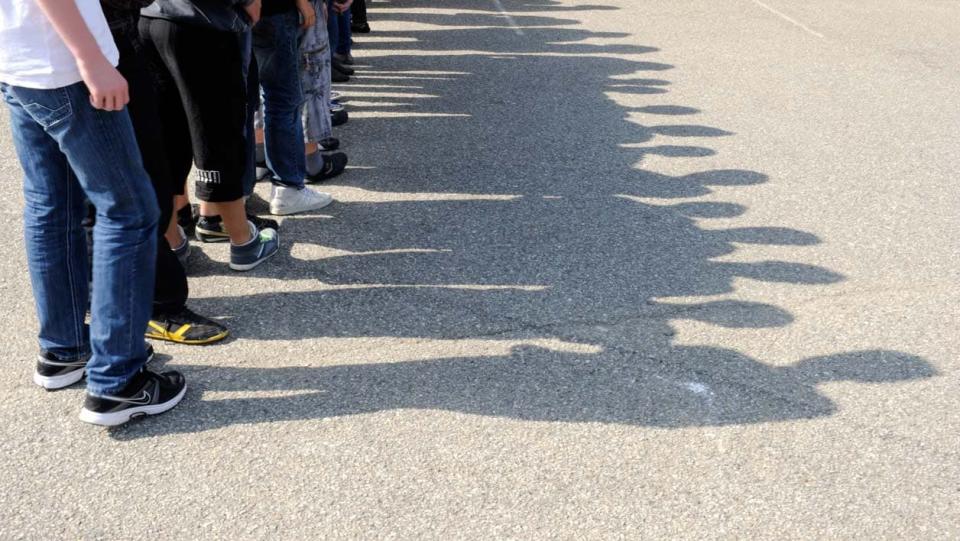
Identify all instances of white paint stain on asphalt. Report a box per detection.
[750,0,825,39]
[492,0,525,36]
[684,382,712,396]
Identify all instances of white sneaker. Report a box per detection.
[269,185,334,216]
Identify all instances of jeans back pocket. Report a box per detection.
[16,87,73,129]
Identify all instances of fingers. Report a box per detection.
[88,87,129,111]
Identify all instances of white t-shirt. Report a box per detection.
[0,0,119,89]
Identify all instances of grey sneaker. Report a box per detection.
[229,223,279,271]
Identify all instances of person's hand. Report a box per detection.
[78,56,129,111]
[296,0,316,28]
[333,0,352,14]
[244,0,262,25]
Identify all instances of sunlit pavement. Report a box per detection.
[1,1,958,537]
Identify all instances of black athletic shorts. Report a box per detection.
[138,17,249,203]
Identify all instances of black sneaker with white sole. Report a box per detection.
[79,368,186,427]
[34,345,155,390]
[34,351,91,390]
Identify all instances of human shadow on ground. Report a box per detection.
[113,0,934,438]
[133,348,929,430]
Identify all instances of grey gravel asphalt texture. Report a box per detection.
[1,0,959,538]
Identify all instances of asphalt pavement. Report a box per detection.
[1,0,958,538]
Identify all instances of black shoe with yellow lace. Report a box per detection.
[146,307,229,345]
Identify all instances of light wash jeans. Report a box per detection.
[302,1,334,143]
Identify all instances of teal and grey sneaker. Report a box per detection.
[229,223,279,271]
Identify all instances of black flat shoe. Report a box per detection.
[320,137,340,151]
[331,68,350,83]
[307,152,348,183]
[352,22,370,33]
[331,109,348,127]
[332,60,354,76]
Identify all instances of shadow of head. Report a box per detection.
[795,350,938,383]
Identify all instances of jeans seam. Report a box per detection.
[64,162,86,353]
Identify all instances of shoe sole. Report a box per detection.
[78,383,187,427]
[33,368,84,390]
[145,329,229,346]
[269,198,333,216]
[229,241,280,272]
[34,349,155,391]
[195,229,230,243]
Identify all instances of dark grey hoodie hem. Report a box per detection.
[141,0,252,33]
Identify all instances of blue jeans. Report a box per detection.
[327,1,352,57]
[1,81,160,396]
[253,10,307,188]
[336,8,352,55]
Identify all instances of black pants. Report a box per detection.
[351,0,367,25]
[108,12,188,317]
[138,16,249,203]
